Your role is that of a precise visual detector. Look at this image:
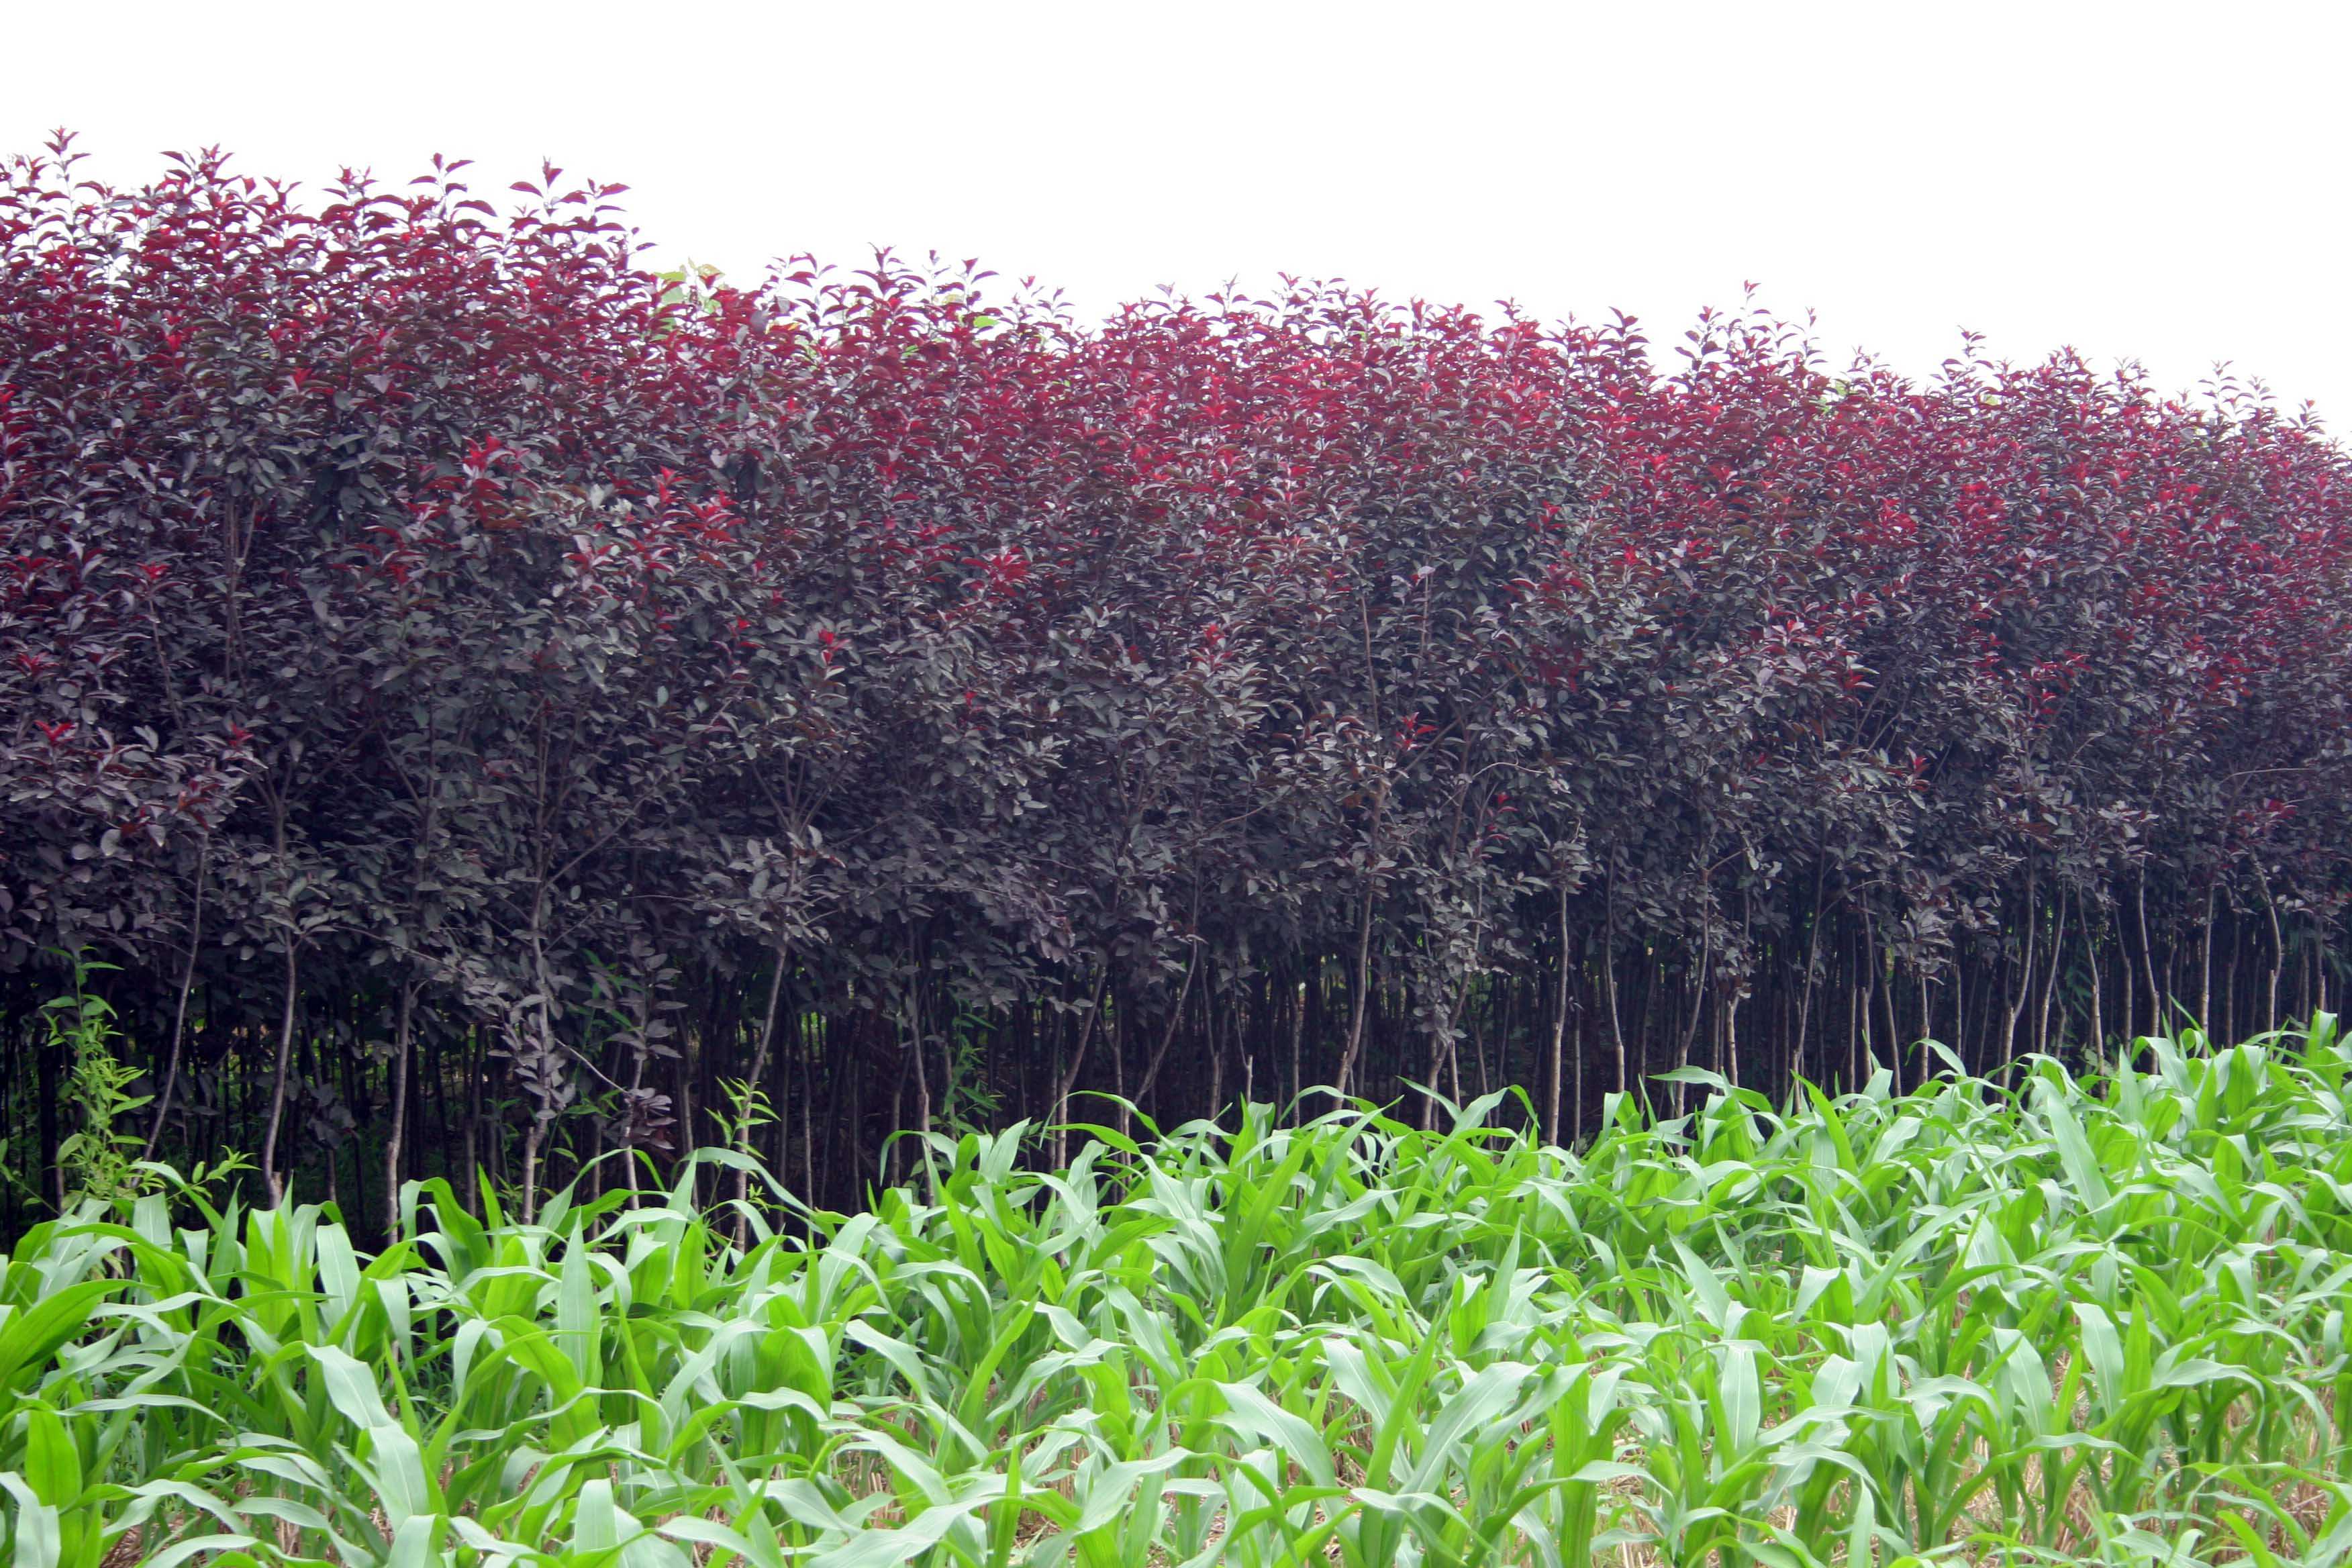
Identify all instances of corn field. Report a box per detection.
[5,1020,2352,1567]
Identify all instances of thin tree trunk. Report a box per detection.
[1422,974,1472,1130]
[1130,942,1202,1113]
[1847,930,1862,1091]
[2224,918,2241,1044]
[1547,881,1569,1144]
[2088,924,2106,1057]
[460,1026,483,1193]
[2002,863,2036,1067]
[732,944,789,1241]
[2197,882,2216,1029]
[1050,965,1112,1164]
[2037,891,2069,1057]
[1849,926,1866,1089]
[517,913,569,1224]
[144,836,210,1160]
[875,1024,899,1187]
[37,995,62,1212]
[1951,968,1964,1062]
[520,1115,547,1224]
[1672,913,1712,1115]
[381,980,417,1236]
[1288,975,1306,1112]
[259,940,301,1206]
[1335,885,1377,1099]
[1435,974,1473,1115]
[1793,863,1825,1083]
[800,1014,816,1204]
[2263,874,2285,1033]
[1604,886,1628,1098]
[1207,982,1225,1108]
[1916,973,1932,1087]
[906,952,932,1148]
[1722,980,1740,1089]
[1726,894,1752,1088]
[1877,936,1901,1090]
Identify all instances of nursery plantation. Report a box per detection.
[13,132,2352,1563]
[5,1022,2352,1565]
[6,141,2352,1231]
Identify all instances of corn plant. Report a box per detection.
[5,1018,2352,1563]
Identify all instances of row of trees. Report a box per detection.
[5,137,2349,1234]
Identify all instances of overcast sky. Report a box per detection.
[15,1,2348,424]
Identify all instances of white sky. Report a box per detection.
[14,1,2349,424]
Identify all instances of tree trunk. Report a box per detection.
[2088,924,2106,1058]
[2037,892,2069,1057]
[1288,975,1306,1111]
[2198,882,2216,1029]
[1335,885,1377,1099]
[1603,886,1628,1098]
[37,1003,62,1214]
[732,944,789,1242]
[259,940,301,1206]
[1673,914,1712,1115]
[1793,864,1825,1083]
[2263,875,2284,1033]
[144,837,209,1161]
[381,979,417,1237]
[2002,863,2035,1067]
[1130,942,1202,1114]
[1877,940,1902,1090]
[1050,966,1111,1165]
[1547,881,1569,1144]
